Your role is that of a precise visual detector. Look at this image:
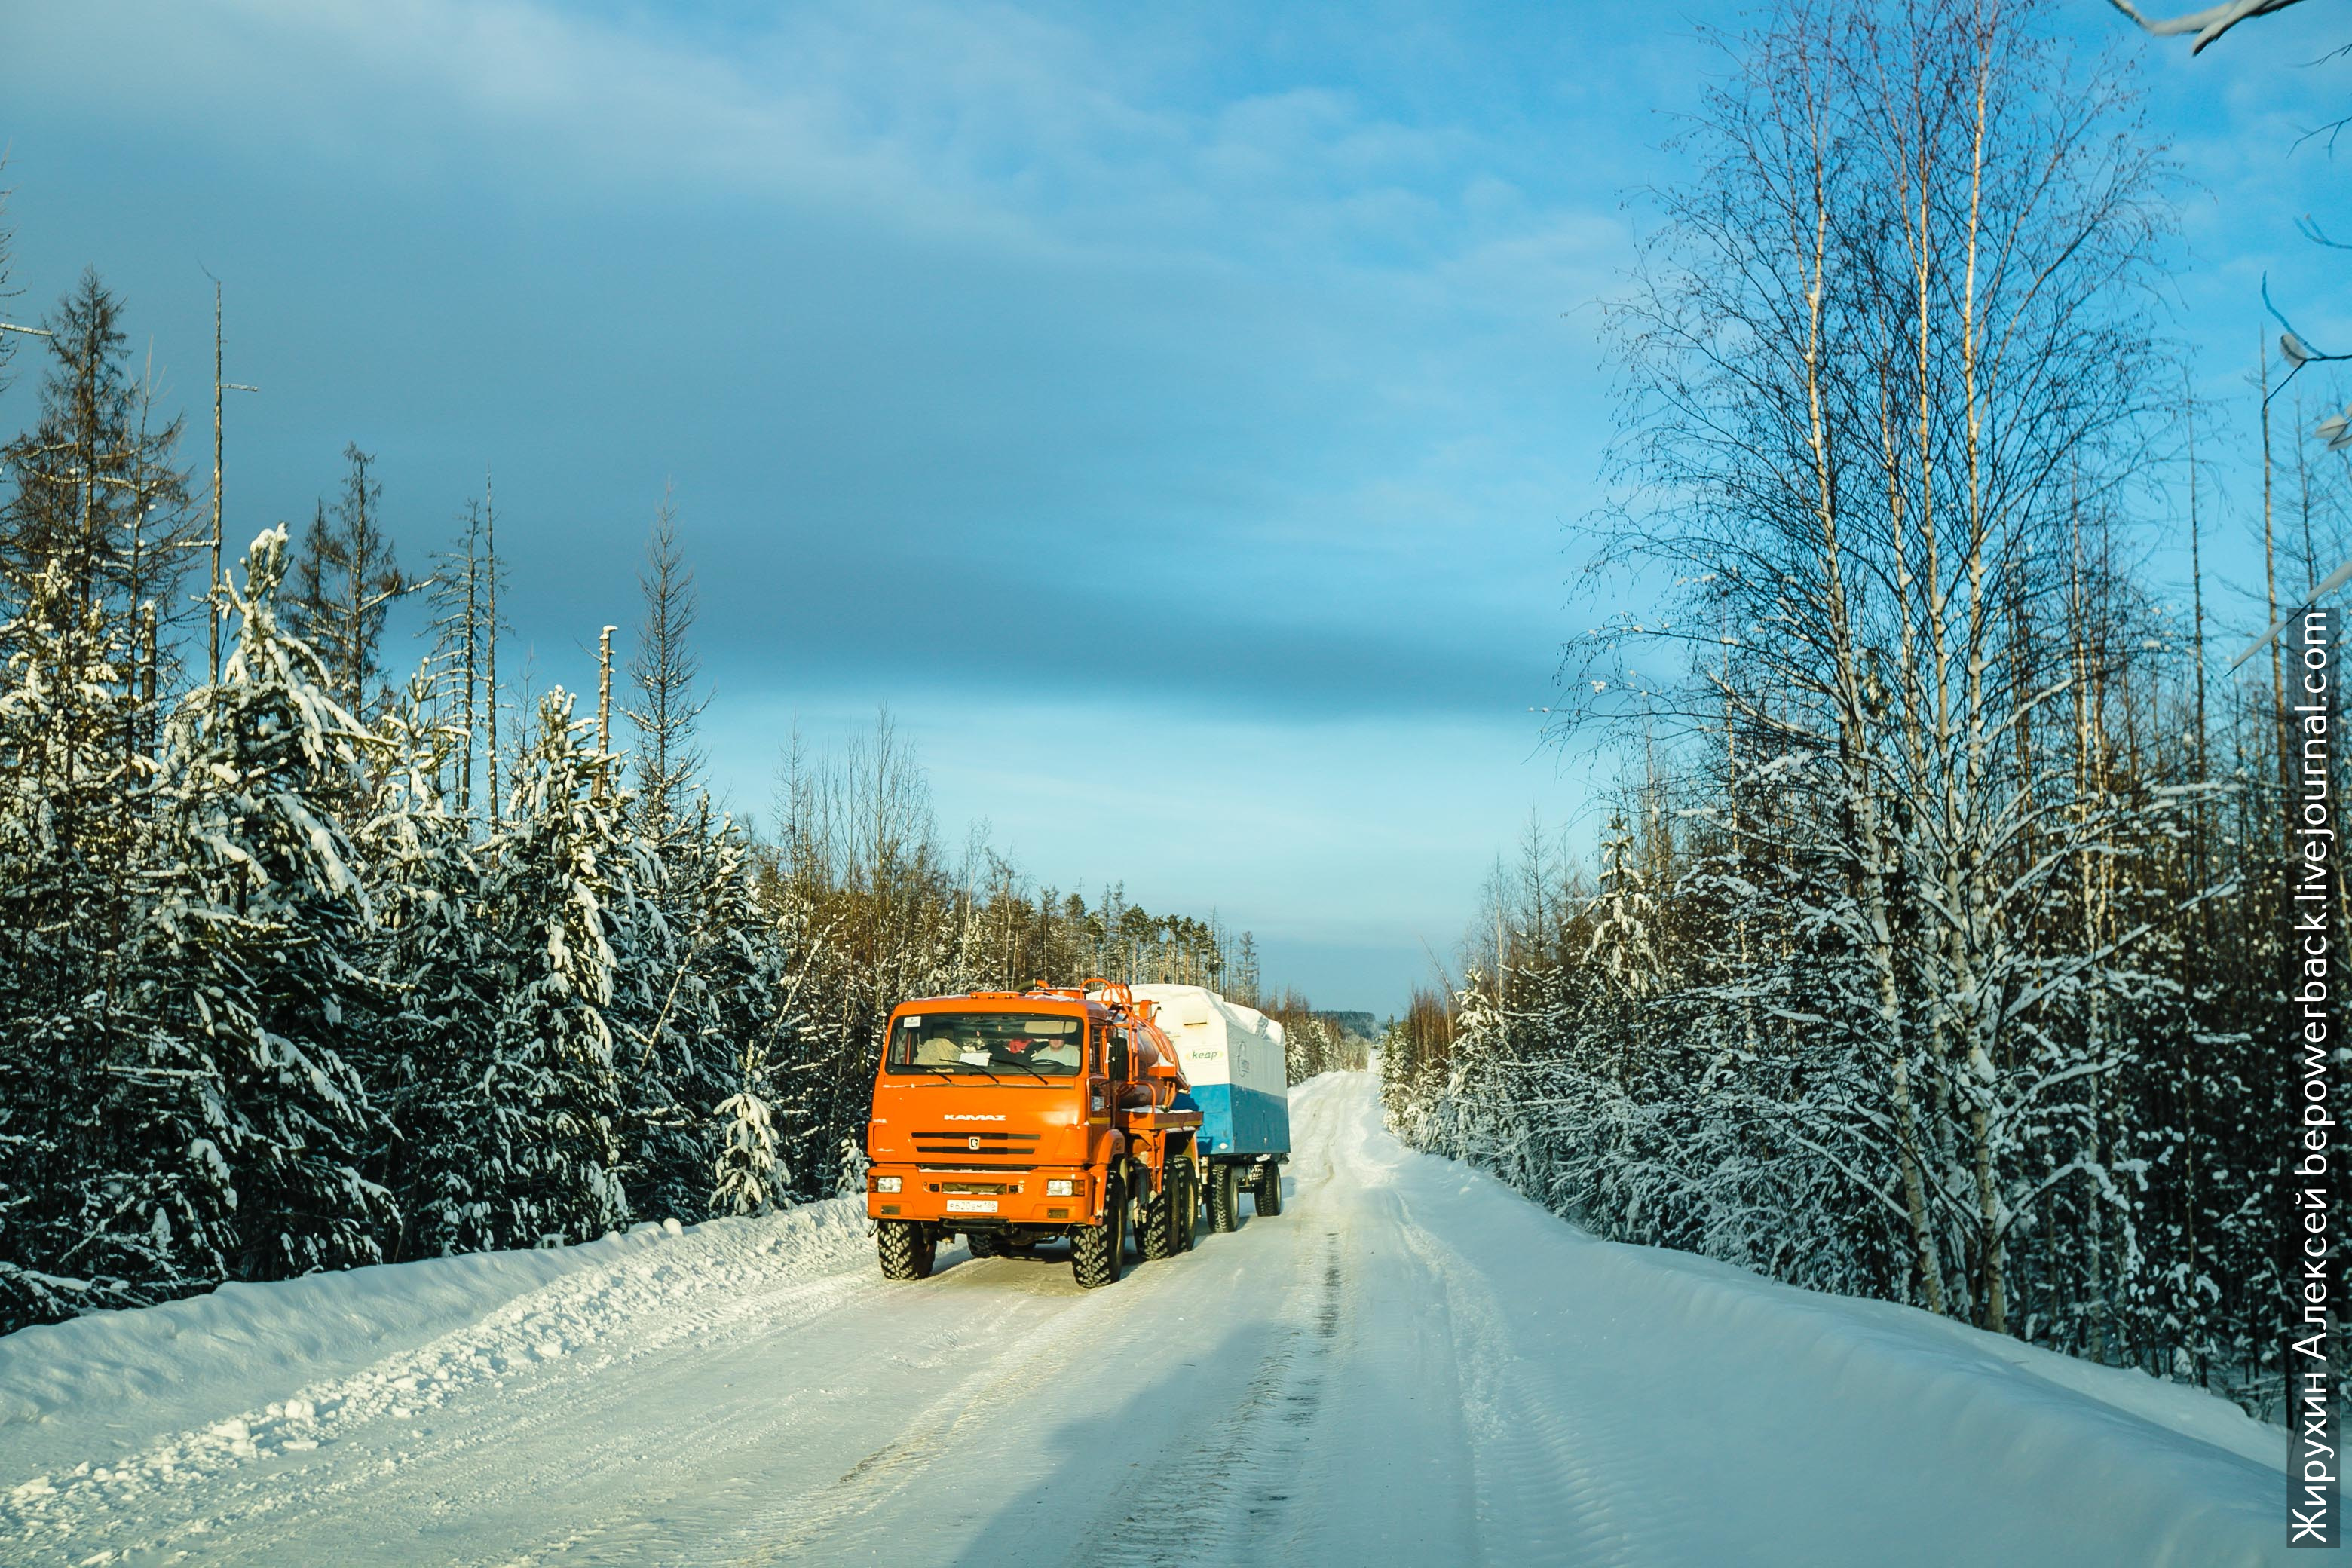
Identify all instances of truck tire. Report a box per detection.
[1072,1178,1126,1289]
[1254,1164,1284,1217]
[1140,1172,1180,1261]
[966,1232,1006,1259]
[1138,1185,1169,1261]
[1206,1162,1240,1233]
[877,1220,936,1280]
[1174,1163,1198,1252]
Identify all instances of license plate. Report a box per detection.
[945,1199,998,1214]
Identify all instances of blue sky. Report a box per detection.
[1,1,2344,1014]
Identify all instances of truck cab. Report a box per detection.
[863,982,1203,1288]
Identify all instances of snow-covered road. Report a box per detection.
[2,1073,2296,1566]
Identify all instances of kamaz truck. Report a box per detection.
[862,982,1205,1288]
[1131,984,1291,1228]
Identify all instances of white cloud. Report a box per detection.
[16,0,1570,276]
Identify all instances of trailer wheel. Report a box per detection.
[1206,1162,1240,1233]
[1072,1178,1126,1289]
[1254,1165,1284,1217]
[877,1220,936,1280]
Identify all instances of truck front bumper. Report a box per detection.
[865,1167,1094,1226]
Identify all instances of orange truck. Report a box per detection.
[862,982,1204,1288]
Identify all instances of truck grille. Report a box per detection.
[913,1130,1042,1158]
[936,1181,1016,1194]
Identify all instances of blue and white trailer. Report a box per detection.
[1133,984,1289,1227]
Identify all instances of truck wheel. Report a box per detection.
[1072,1178,1126,1289]
[1254,1165,1284,1217]
[1140,1174,1179,1261]
[877,1220,936,1280]
[1206,1162,1239,1233]
[1174,1164,1198,1252]
[966,1232,1005,1259]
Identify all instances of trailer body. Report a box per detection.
[1131,986,1288,1225]
[1132,985,1289,1159]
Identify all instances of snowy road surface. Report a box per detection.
[2,1072,2295,1566]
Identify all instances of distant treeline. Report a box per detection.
[0,242,1329,1334]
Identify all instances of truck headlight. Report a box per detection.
[1046,1178,1073,1196]
[875,1175,902,1193]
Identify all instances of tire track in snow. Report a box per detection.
[458,1276,1050,1568]
[458,1259,1073,1567]
[1301,1071,1647,1566]
[727,1275,1135,1565]
[1372,1129,1663,1564]
[734,1098,1360,1566]
[1068,1211,1345,1564]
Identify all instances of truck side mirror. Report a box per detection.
[1108,1039,1131,1080]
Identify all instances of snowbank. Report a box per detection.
[1,1201,873,1495]
[1344,1067,2291,1566]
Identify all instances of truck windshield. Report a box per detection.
[887,1013,1086,1078]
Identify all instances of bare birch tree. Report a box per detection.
[1571,0,2176,1327]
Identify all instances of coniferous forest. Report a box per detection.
[0,213,1364,1336]
[1381,1,2341,1419]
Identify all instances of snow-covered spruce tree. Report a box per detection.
[112,527,391,1288]
[623,804,803,1224]
[0,268,204,1328]
[835,1134,869,1202]
[357,664,498,1258]
[0,563,148,1325]
[1417,970,1524,1178]
[697,813,803,1212]
[471,688,630,1248]
[1378,987,1456,1149]
[711,1031,782,1219]
[601,810,680,1220]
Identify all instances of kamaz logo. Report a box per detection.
[942,1113,1004,1121]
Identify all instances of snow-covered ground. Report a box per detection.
[0,1073,2294,1566]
